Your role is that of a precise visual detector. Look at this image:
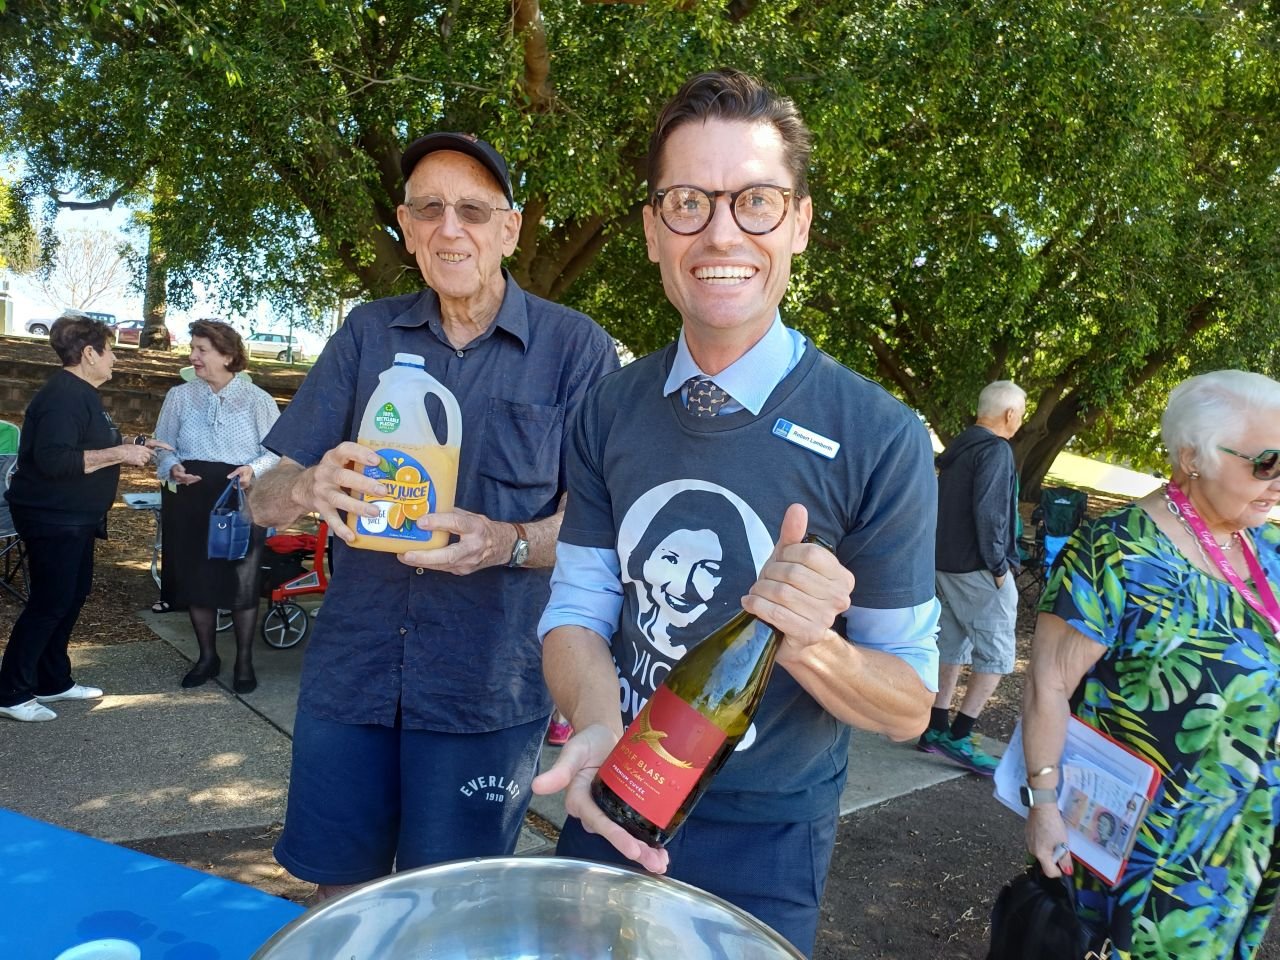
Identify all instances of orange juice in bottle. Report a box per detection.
[349,353,462,553]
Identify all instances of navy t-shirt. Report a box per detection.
[560,343,936,821]
[265,275,618,732]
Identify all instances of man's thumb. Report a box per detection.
[775,503,808,551]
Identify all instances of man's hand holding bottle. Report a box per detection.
[531,721,672,875]
[743,503,853,654]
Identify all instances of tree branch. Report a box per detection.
[513,0,554,112]
[512,196,547,287]
[52,186,132,211]
[548,200,647,300]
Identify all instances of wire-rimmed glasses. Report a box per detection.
[404,196,511,224]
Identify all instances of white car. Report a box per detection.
[26,310,116,337]
[245,332,305,361]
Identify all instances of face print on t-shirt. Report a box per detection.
[641,526,724,634]
[619,481,773,663]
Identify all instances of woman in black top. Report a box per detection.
[0,314,169,723]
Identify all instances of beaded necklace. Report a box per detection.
[1163,487,1239,569]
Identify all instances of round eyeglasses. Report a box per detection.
[405,196,511,225]
[1219,445,1280,481]
[651,183,794,236]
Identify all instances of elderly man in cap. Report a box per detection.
[251,132,618,901]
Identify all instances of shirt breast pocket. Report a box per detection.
[478,399,564,508]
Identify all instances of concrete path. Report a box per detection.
[5,602,986,858]
[0,640,291,842]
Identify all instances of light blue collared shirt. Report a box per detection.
[539,315,940,691]
[663,313,804,416]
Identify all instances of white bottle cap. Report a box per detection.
[393,353,426,368]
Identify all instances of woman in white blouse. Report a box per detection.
[154,320,280,694]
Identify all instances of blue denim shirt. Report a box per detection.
[265,274,619,731]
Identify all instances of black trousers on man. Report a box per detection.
[0,510,97,707]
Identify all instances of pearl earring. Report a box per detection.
[1190,471,1200,479]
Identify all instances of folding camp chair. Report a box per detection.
[0,420,28,601]
[1020,486,1089,596]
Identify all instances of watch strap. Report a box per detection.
[1019,784,1058,808]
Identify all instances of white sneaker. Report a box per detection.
[36,684,104,703]
[0,699,57,721]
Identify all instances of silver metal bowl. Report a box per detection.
[252,856,805,959]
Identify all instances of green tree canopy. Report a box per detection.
[2,0,1276,490]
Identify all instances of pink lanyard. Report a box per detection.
[1166,481,1280,635]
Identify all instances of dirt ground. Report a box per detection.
[2,349,1278,958]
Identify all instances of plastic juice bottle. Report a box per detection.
[349,353,462,553]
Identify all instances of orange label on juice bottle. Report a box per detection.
[351,444,458,551]
[597,686,726,829]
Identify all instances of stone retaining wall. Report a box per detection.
[0,352,298,428]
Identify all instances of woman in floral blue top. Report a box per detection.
[1023,370,1280,959]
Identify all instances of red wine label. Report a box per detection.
[598,686,727,829]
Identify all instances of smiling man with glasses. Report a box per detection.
[249,131,618,903]
[533,69,941,956]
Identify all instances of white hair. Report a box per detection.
[976,380,1026,418]
[1161,369,1280,472]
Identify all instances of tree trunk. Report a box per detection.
[139,232,170,351]
[1011,387,1103,502]
[140,178,172,352]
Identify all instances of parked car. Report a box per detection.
[110,319,176,347]
[26,310,116,337]
[245,331,305,362]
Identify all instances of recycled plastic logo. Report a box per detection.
[374,402,400,433]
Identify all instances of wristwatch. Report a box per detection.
[507,522,530,568]
[1019,783,1059,808]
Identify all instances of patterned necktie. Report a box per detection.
[686,377,731,417]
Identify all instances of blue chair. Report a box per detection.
[1022,486,1089,595]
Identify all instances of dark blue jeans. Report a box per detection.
[0,511,98,707]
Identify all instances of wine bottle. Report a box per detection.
[591,533,832,847]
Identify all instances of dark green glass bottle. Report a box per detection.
[591,533,832,846]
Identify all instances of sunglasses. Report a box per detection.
[1219,445,1280,481]
[404,196,510,225]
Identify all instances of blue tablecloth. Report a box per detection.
[0,808,304,958]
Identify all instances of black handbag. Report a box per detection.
[207,477,251,561]
[986,864,1112,960]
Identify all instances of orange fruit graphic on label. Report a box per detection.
[386,504,405,529]
[395,465,421,484]
[403,496,428,520]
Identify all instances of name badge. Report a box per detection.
[772,419,840,459]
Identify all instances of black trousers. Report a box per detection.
[0,510,97,707]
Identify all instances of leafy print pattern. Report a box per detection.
[1040,506,1280,959]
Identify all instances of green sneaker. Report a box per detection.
[922,731,1000,776]
[915,728,948,754]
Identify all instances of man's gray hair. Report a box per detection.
[976,380,1026,418]
[1161,369,1280,472]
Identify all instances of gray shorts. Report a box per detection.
[935,569,1018,674]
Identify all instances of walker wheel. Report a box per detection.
[261,602,308,649]
[216,609,233,632]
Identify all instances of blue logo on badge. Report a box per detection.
[773,419,793,439]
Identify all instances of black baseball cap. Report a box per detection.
[399,132,514,206]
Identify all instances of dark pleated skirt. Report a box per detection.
[160,460,265,611]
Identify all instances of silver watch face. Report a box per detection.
[511,539,530,567]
